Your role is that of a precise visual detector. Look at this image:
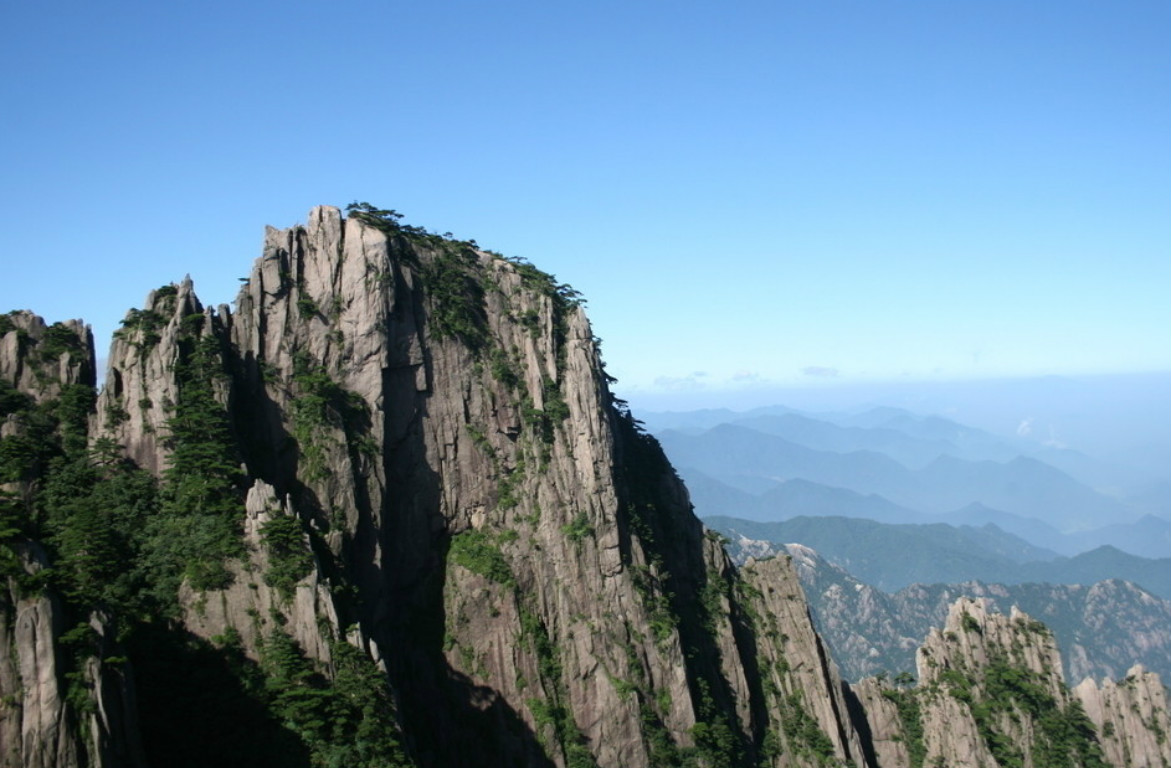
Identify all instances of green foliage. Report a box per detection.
[504,256,584,374]
[289,351,369,482]
[561,513,594,545]
[496,461,524,510]
[882,687,926,768]
[296,295,320,319]
[698,568,726,636]
[778,691,836,765]
[690,677,741,767]
[38,322,85,361]
[961,612,982,634]
[520,381,570,446]
[519,308,541,336]
[45,456,150,608]
[448,529,514,587]
[0,491,26,580]
[59,621,100,714]
[260,630,413,767]
[640,704,685,768]
[630,565,678,647]
[52,384,96,455]
[149,335,245,597]
[0,416,55,484]
[0,379,32,417]
[938,654,1110,768]
[976,658,1109,768]
[488,347,521,389]
[115,307,168,347]
[542,377,570,422]
[345,202,404,234]
[520,607,598,768]
[420,248,489,352]
[0,311,15,336]
[260,513,314,599]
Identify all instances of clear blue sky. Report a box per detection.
[2,0,1168,411]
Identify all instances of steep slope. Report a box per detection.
[5,206,871,768]
[1075,667,1171,768]
[1,312,144,768]
[851,598,1170,768]
[4,206,1169,768]
[773,542,1171,685]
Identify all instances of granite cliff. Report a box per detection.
[774,540,1171,685]
[2,205,1168,767]
[851,598,1171,768]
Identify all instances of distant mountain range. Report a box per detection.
[645,404,1170,558]
[706,514,1171,599]
[665,398,1171,694]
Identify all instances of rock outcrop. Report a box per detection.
[1075,666,1171,768]
[3,207,1169,768]
[1,314,143,768]
[850,597,1170,768]
[725,533,1171,686]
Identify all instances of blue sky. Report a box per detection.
[2,0,1168,412]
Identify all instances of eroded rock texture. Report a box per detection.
[850,597,1171,768]
[2,207,1168,768]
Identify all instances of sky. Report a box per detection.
[2,0,1169,415]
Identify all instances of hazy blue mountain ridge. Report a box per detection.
[653,402,1168,557]
[708,514,1171,600]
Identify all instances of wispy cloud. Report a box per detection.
[801,366,840,378]
[653,374,705,391]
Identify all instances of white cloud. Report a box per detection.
[653,374,704,391]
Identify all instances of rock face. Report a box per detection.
[1,315,143,768]
[0,313,94,404]
[2,206,1169,768]
[850,597,1171,768]
[1075,666,1171,768]
[778,540,1171,685]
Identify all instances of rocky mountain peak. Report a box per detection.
[0,311,94,402]
[2,206,1169,768]
[917,597,1066,699]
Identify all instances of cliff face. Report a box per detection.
[1075,666,1171,768]
[780,540,1171,685]
[1,313,143,768]
[850,597,1171,768]
[2,206,1169,768]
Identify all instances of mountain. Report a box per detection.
[829,406,1023,461]
[708,515,1061,591]
[657,408,1162,555]
[680,470,927,526]
[773,542,1171,686]
[659,424,912,497]
[1060,515,1171,561]
[850,598,1171,768]
[727,412,961,469]
[2,205,1166,768]
[941,501,1071,552]
[708,514,1171,599]
[755,479,928,525]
